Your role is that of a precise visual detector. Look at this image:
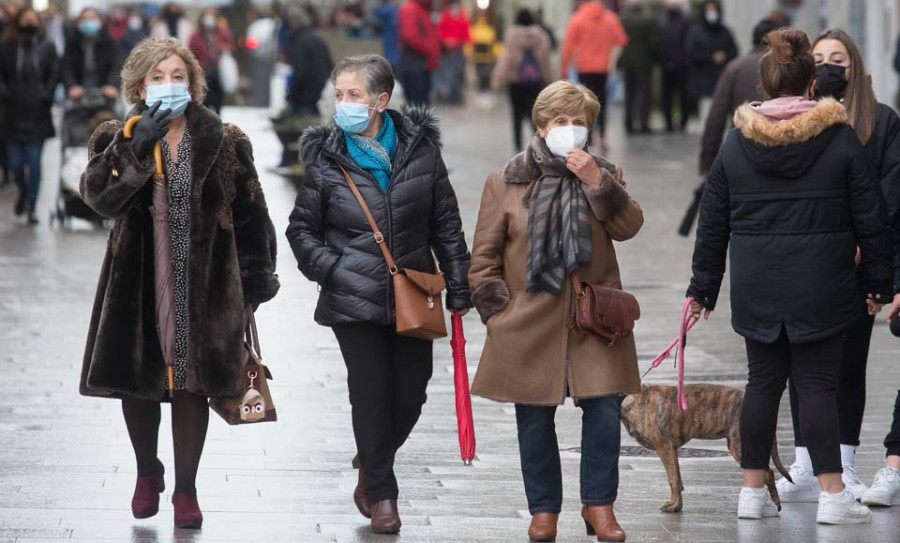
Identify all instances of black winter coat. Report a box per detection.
[62,30,121,89]
[688,99,893,344]
[287,28,333,109]
[79,103,280,401]
[656,9,691,70]
[866,103,900,290]
[686,19,738,98]
[0,39,59,141]
[287,106,472,327]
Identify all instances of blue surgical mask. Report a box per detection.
[146,82,191,119]
[78,19,101,37]
[334,101,374,134]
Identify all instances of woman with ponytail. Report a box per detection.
[686,28,892,524]
[778,28,900,506]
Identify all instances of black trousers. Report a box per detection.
[578,72,608,137]
[624,69,652,133]
[508,82,543,151]
[885,390,900,457]
[789,313,874,449]
[332,323,434,502]
[742,330,843,476]
[661,67,691,131]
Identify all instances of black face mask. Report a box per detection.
[815,63,849,99]
[19,24,38,37]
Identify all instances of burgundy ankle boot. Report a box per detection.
[131,461,165,519]
[173,492,203,529]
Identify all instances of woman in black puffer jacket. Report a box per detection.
[687,29,892,524]
[286,54,471,535]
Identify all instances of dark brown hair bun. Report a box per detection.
[760,28,815,98]
[765,28,811,65]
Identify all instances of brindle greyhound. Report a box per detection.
[621,384,792,513]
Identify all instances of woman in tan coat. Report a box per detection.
[469,81,642,542]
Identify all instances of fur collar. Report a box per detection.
[298,105,441,166]
[127,102,225,200]
[501,142,616,184]
[733,98,848,147]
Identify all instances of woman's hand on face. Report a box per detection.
[566,149,601,188]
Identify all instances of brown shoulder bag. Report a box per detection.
[571,272,640,346]
[337,165,448,340]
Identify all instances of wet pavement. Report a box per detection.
[1,101,899,543]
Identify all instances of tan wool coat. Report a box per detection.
[469,147,643,405]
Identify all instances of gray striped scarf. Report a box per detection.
[523,137,593,294]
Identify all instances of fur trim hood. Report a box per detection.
[298,105,441,167]
[733,98,848,147]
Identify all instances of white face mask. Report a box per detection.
[544,125,588,158]
[705,10,719,25]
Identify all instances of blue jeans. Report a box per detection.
[515,396,622,514]
[402,70,432,107]
[7,140,44,204]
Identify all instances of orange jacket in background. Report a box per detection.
[560,1,628,77]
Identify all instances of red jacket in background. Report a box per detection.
[189,26,234,71]
[438,8,471,50]
[560,0,628,77]
[399,0,440,71]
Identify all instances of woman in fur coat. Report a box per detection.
[79,38,279,529]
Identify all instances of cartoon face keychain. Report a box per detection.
[239,369,267,422]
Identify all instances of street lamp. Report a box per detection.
[477,0,490,9]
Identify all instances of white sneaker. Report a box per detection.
[776,464,820,503]
[861,467,900,507]
[816,490,872,524]
[738,487,780,519]
[841,465,868,501]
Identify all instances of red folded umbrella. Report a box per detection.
[451,313,476,464]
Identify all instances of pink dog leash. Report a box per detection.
[643,297,699,411]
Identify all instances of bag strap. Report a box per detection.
[244,305,261,360]
[337,164,399,275]
[570,271,585,299]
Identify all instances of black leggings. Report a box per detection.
[508,82,543,152]
[332,322,434,503]
[789,314,873,449]
[742,330,843,476]
[121,391,209,494]
[578,72,608,138]
[885,390,900,457]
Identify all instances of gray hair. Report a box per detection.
[331,54,395,99]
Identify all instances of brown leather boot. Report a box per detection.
[527,512,558,542]
[370,499,401,534]
[582,505,626,542]
[353,467,371,519]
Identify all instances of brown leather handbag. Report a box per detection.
[210,307,278,424]
[571,272,640,346]
[337,165,448,340]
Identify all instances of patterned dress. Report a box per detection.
[160,127,192,390]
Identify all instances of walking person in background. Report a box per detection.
[285,8,332,117]
[437,0,470,105]
[469,80,643,543]
[287,54,471,535]
[470,12,499,93]
[121,9,149,57]
[687,29,891,524]
[397,0,439,106]
[79,37,279,530]
[699,18,780,177]
[151,2,193,45]
[373,0,399,71]
[774,28,900,505]
[0,7,59,225]
[490,8,552,152]
[188,7,233,114]
[686,0,738,123]
[619,0,658,135]
[560,0,627,150]
[62,8,121,103]
[657,0,692,132]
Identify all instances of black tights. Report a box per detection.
[122,391,209,494]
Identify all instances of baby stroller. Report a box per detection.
[51,90,119,227]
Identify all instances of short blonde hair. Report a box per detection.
[121,37,207,105]
[532,80,601,131]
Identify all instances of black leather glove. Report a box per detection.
[131,101,172,158]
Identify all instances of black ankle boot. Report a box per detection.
[27,202,38,225]
[14,192,25,216]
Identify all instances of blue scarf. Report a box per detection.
[344,112,398,191]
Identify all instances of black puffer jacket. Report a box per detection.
[0,38,59,141]
[688,99,893,344]
[865,104,900,291]
[287,106,472,327]
[686,5,738,98]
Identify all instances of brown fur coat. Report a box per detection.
[79,103,279,401]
